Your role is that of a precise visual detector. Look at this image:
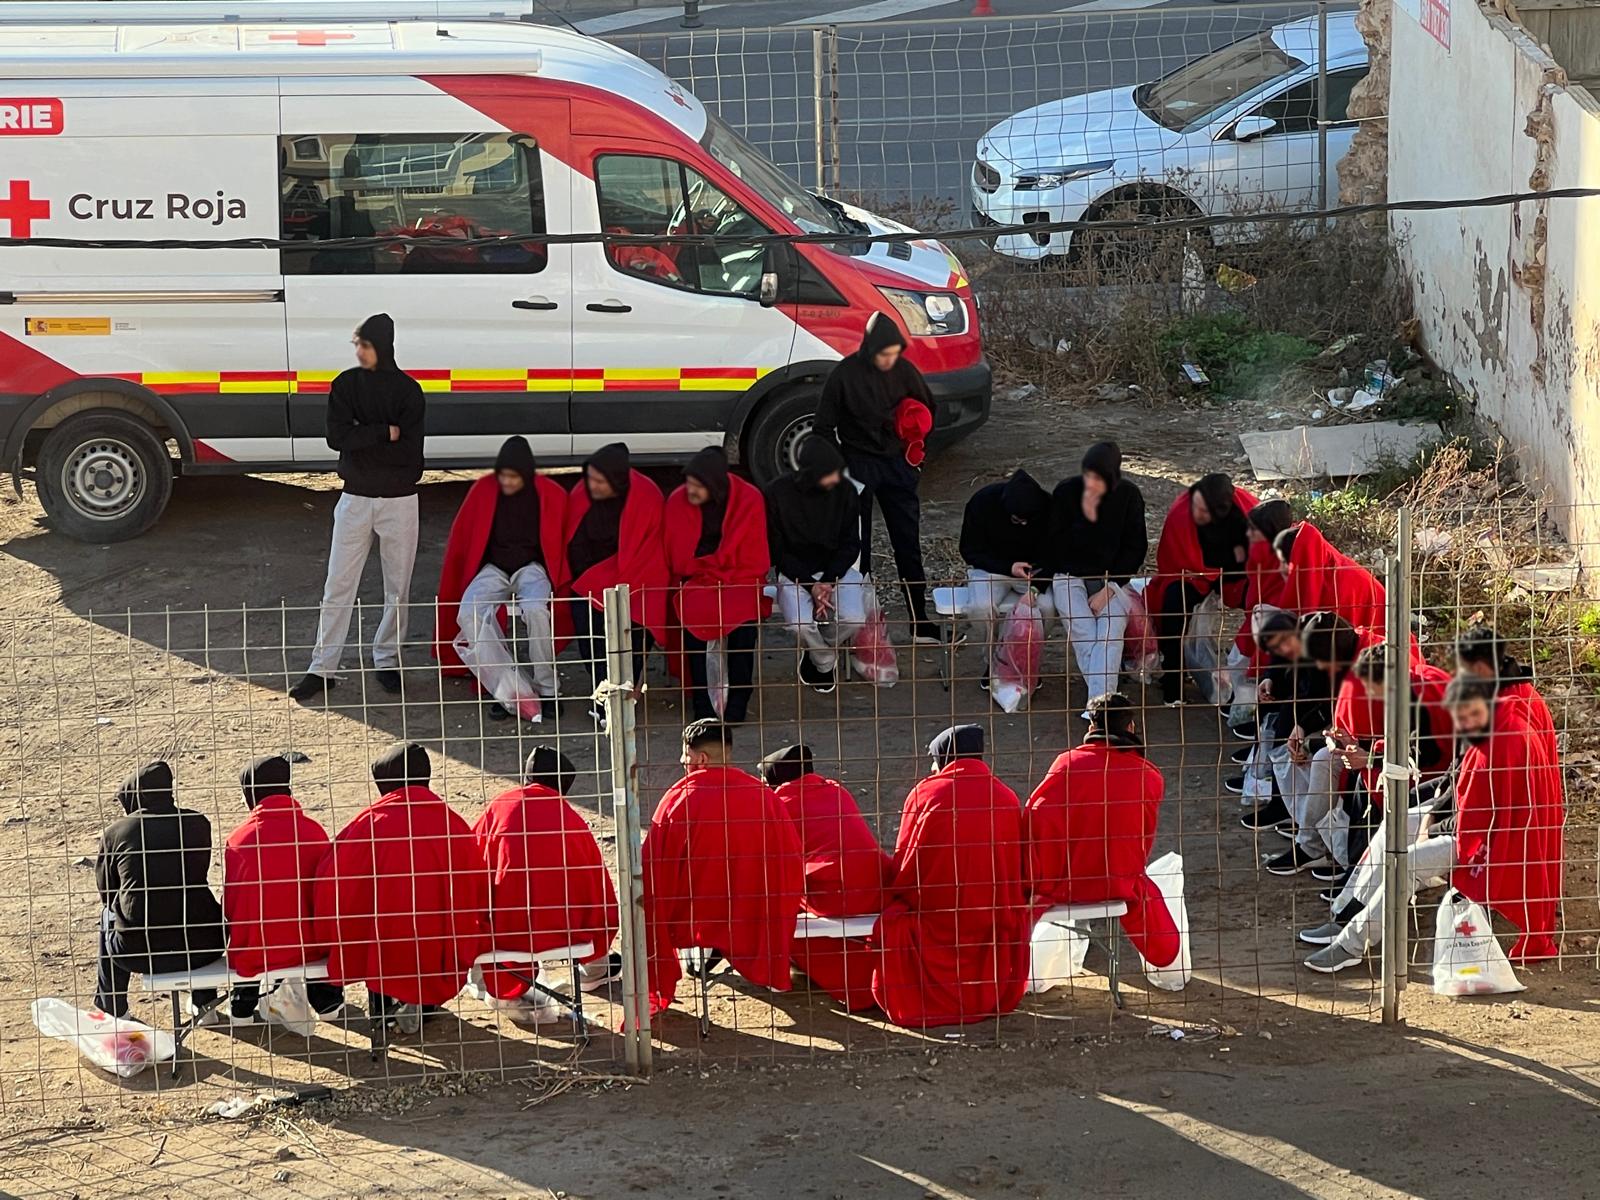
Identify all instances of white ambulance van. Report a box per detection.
[0,1,990,541]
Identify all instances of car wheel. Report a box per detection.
[745,383,822,485]
[1077,193,1205,277]
[35,411,174,543]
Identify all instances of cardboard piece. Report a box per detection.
[1239,421,1441,481]
[1509,563,1581,593]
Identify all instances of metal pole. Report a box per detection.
[681,0,701,29]
[1316,0,1330,223]
[811,27,826,192]
[1380,508,1414,1024]
[603,585,652,1075]
[827,26,841,195]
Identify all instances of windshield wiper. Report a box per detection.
[810,191,870,236]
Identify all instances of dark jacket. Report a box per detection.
[483,435,543,575]
[764,437,860,582]
[567,442,631,582]
[814,314,932,458]
[1050,477,1148,586]
[326,314,426,498]
[959,470,1050,578]
[95,762,225,969]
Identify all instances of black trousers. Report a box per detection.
[845,451,928,624]
[572,599,649,690]
[229,980,346,1020]
[95,910,219,1019]
[1156,580,1206,674]
[684,621,758,724]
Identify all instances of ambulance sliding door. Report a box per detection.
[280,84,573,464]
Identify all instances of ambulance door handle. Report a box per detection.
[586,301,632,314]
[512,298,558,311]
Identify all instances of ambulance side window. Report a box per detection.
[279,132,547,276]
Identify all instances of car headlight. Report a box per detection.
[878,287,968,336]
[1013,160,1115,190]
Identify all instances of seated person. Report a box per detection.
[640,720,804,1016]
[313,743,489,1034]
[435,435,569,723]
[1023,693,1180,972]
[1228,499,1296,738]
[472,746,621,1024]
[1273,521,1386,636]
[665,447,770,725]
[871,725,1029,1028]
[760,744,893,1011]
[764,436,867,695]
[94,761,225,1019]
[959,467,1052,669]
[222,755,344,1025]
[1237,610,1312,820]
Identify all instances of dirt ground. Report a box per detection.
[3,387,1598,1197]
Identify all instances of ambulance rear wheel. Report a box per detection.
[36,412,173,543]
[745,384,821,485]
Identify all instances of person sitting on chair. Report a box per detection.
[959,468,1052,688]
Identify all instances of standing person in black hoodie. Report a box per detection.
[814,313,939,642]
[765,436,866,693]
[93,761,226,1020]
[958,469,1052,677]
[291,314,426,702]
[1049,442,1148,710]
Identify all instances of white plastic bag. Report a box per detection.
[850,580,899,687]
[1120,577,1161,682]
[452,621,543,722]
[990,591,1044,714]
[1224,644,1256,729]
[1183,593,1228,705]
[32,997,175,1078]
[1139,852,1192,991]
[1432,889,1525,996]
[1026,916,1089,993]
[704,636,729,718]
[259,977,318,1037]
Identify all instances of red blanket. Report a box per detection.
[566,469,671,644]
[472,784,619,999]
[1147,485,1257,615]
[641,765,804,1015]
[1341,662,1455,794]
[312,786,490,1005]
[1501,680,1564,913]
[663,474,771,640]
[434,473,570,672]
[871,759,1029,1028]
[223,793,330,977]
[1278,522,1385,634]
[1023,743,1179,968]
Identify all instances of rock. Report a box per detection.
[274,1146,299,1162]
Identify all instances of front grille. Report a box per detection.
[974,159,1000,193]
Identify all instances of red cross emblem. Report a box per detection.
[268,30,356,47]
[1455,919,1479,938]
[0,179,49,238]
[665,87,690,109]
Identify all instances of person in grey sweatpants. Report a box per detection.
[290,313,424,702]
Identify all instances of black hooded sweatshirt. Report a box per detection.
[814,313,933,458]
[1050,442,1149,586]
[960,469,1050,578]
[326,313,426,499]
[684,446,731,557]
[94,761,225,968]
[484,435,543,575]
[567,442,631,581]
[763,436,861,582]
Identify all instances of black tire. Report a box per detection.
[35,411,174,543]
[1075,192,1206,277]
[744,383,822,485]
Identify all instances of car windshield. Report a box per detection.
[702,114,849,235]
[1136,32,1306,132]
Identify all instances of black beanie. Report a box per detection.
[523,745,577,796]
[372,742,430,791]
[759,743,815,789]
[356,313,396,368]
[240,754,292,811]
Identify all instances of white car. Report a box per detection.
[972,13,1367,265]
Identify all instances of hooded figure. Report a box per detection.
[434,436,571,712]
[1049,443,1148,586]
[1236,499,1296,665]
[324,313,425,500]
[959,469,1051,580]
[869,725,1029,1027]
[93,761,226,1017]
[565,442,670,657]
[312,743,490,1008]
[1274,522,1387,635]
[472,747,620,1001]
[764,436,860,585]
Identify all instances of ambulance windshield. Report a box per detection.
[703,115,848,236]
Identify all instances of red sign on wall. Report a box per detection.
[1421,0,1451,49]
[0,98,64,135]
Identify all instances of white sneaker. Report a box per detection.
[579,952,625,994]
[392,1004,423,1035]
[490,994,564,1026]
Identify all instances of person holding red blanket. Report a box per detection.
[664,447,770,725]
[434,436,568,724]
[313,743,489,1035]
[565,442,670,729]
[760,744,892,1011]
[641,720,804,1017]
[1023,694,1180,974]
[1272,521,1386,635]
[472,746,620,1024]
[221,755,344,1025]
[1148,473,1257,705]
[871,724,1029,1028]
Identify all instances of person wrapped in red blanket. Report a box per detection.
[222,755,344,1024]
[641,720,804,1017]
[434,435,570,723]
[760,744,892,1011]
[871,724,1029,1028]
[1235,499,1296,668]
[472,746,620,1023]
[664,447,770,725]
[1273,521,1386,636]
[313,743,489,1033]
[1023,694,1180,971]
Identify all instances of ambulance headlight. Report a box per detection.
[877,288,968,336]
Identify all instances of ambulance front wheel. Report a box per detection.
[36,412,174,544]
[745,383,821,485]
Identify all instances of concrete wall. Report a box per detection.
[1390,0,1600,547]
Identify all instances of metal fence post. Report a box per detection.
[603,585,652,1075]
[827,25,841,194]
[811,26,826,192]
[1380,508,1414,1024]
[1316,0,1330,222]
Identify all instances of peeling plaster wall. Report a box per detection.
[1338,0,1391,206]
[1390,0,1600,550]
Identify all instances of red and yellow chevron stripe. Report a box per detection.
[107,367,772,396]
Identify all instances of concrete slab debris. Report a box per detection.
[1238,420,1441,481]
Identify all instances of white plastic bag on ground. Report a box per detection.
[32,997,175,1078]
[990,591,1044,713]
[1140,852,1192,991]
[850,580,899,687]
[1026,916,1089,993]
[704,636,729,717]
[1183,593,1228,705]
[1432,889,1525,996]
[259,977,318,1037]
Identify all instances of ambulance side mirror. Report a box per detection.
[758,271,780,307]
[758,242,796,308]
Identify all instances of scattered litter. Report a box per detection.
[1327,386,1355,408]
[1362,360,1398,396]
[70,856,91,868]
[207,1095,258,1120]
[1159,1086,1175,1099]
[1509,562,1581,592]
[1215,263,1257,292]
[1414,528,1455,557]
[1348,390,1380,413]
[1476,531,1511,572]
[1310,408,1325,420]
[1239,420,1441,481]
[1055,338,1072,356]
[1318,333,1358,359]
[1180,362,1209,387]
[95,717,113,727]
[1146,1025,1186,1041]
[1258,1030,1273,1040]
[273,1170,291,1184]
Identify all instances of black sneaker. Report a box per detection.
[1265,845,1332,876]
[1224,775,1247,795]
[1310,863,1350,885]
[1160,673,1183,707]
[800,656,836,695]
[1240,796,1290,830]
[374,668,403,694]
[540,697,560,721]
[486,702,511,722]
[288,673,335,703]
[1231,722,1258,741]
[1230,746,1253,765]
[979,672,990,693]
